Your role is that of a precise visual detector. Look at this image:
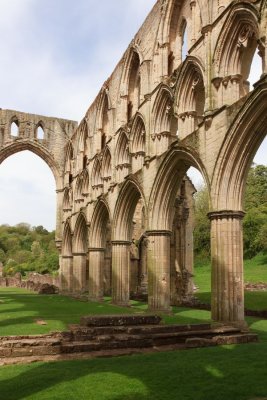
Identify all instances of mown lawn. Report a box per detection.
[1,285,267,399]
[194,253,267,310]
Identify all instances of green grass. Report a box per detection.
[1,338,267,399]
[1,287,267,399]
[0,288,138,336]
[194,253,267,310]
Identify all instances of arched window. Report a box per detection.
[92,157,103,197]
[213,6,259,107]
[181,22,188,62]
[152,87,175,154]
[128,51,141,121]
[131,115,146,172]
[176,60,205,138]
[36,126,44,140]
[115,131,130,181]
[10,120,19,137]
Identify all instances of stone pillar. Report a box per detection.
[72,253,87,293]
[112,241,131,306]
[60,255,73,292]
[147,230,171,312]
[88,248,104,301]
[190,1,196,44]
[55,189,64,242]
[209,211,245,325]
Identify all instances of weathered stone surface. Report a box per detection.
[80,314,162,327]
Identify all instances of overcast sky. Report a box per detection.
[0,0,265,231]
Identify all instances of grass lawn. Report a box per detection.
[194,253,267,310]
[1,287,267,399]
[1,254,267,400]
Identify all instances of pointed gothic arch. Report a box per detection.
[131,113,146,172]
[152,85,175,155]
[115,130,130,181]
[212,3,260,106]
[175,57,205,138]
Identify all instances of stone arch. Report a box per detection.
[89,198,112,300]
[10,116,20,137]
[213,3,260,106]
[111,178,147,305]
[175,57,205,138]
[64,142,74,186]
[60,219,73,291]
[63,188,72,212]
[95,89,112,151]
[115,130,130,181]
[74,173,84,205]
[211,81,267,212]
[35,121,45,140]
[82,169,89,197]
[159,0,202,76]
[62,220,72,256]
[76,119,89,172]
[0,141,61,188]
[113,178,146,241]
[90,199,111,248]
[73,213,88,253]
[149,146,209,231]
[101,146,112,181]
[91,156,103,196]
[151,85,175,155]
[131,113,146,172]
[72,212,88,292]
[119,45,147,123]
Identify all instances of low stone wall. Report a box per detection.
[0,272,59,292]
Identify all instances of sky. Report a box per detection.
[0,0,265,230]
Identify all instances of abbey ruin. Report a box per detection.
[0,0,267,326]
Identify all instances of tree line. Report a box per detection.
[0,223,59,276]
[194,164,267,262]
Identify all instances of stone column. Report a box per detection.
[209,211,245,325]
[112,241,131,306]
[60,255,73,292]
[190,1,196,44]
[72,253,87,293]
[88,248,105,301]
[147,230,171,312]
[55,189,64,242]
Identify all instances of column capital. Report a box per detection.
[72,252,87,256]
[145,230,172,237]
[208,210,245,221]
[111,240,132,245]
[88,247,105,252]
[62,255,73,259]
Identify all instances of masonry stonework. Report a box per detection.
[1,0,267,326]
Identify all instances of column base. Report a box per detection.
[148,306,172,314]
[88,296,104,303]
[111,301,131,308]
[211,320,248,331]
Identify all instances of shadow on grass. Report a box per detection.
[1,342,267,400]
